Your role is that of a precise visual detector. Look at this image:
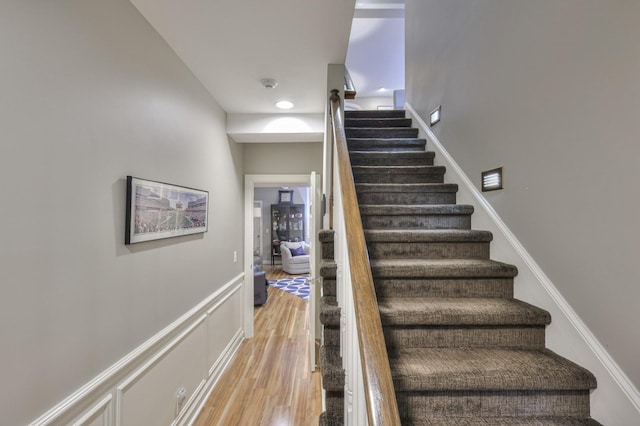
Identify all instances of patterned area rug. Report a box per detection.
[270,275,310,300]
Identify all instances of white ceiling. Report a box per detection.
[129,0,404,138]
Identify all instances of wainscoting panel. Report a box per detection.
[207,286,243,372]
[71,396,111,426]
[115,316,208,426]
[29,274,245,426]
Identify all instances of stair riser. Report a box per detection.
[323,327,340,347]
[348,141,425,152]
[383,326,546,349]
[367,242,490,260]
[321,243,334,261]
[319,413,342,426]
[346,128,419,138]
[320,309,340,327]
[324,392,344,416]
[322,279,336,297]
[353,171,445,184]
[396,390,592,418]
[362,214,472,230]
[320,264,337,280]
[319,348,344,391]
[358,192,456,205]
[374,278,514,298]
[345,110,406,119]
[345,118,412,128]
[350,153,434,167]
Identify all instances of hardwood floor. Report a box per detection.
[194,278,322,426]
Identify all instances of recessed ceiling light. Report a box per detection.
[275,100,294,110]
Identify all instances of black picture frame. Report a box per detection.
[278,189,294,204]
[125,176,209,244]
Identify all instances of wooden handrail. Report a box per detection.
[329,89,400,425]
[344,68,357,99]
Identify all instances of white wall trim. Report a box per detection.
[114,314,208,426]
[70,395,112,426]
[182,328,244,426]
[29,274,245,426]
[405,102,640,416]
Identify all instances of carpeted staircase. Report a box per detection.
[318,109,601,425]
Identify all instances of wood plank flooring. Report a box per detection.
[194,270,322,426]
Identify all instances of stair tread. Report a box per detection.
[353,165,445,173]
[378,297,551,326]
[319,346,344,391]
[320,296,340,326]
[390,347,597,391]
[345,118,412,127]
[356,183,458,192]
[365,229,493,243]
[360,204,474,215]
[348,137,425,142]
[350,150,434,156]
[403,417,603,426]
[370,258,518,278]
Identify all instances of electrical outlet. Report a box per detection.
[175,386,187,415]
[233,250,238,263]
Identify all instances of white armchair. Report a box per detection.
[280,241,311,274]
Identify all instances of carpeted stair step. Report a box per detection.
[370,258,518,279]
[320,345,345,391]
[360,204,473,230]
[346,127,419,139]
[379,297,549,349]
[320,260,337,296]
[323,325,340,348]
[371,259,517,299]
[319,411,344,426]
[391,348,597,419]
[320,296,340,326]
[348,137,426,151]
[345,109,406,119]
[320,260,337,279]
[345,117,412,128]
[350,150,435,166]
[402,417,603,425]
[324,392,344,414]
[319,229,335,260]
[356,183,458,205]
[352,165,446,184]
[365,229,493,259]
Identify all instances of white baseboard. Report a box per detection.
[405,102,640,424]
[29,273,245,426]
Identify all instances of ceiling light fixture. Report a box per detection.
[275,100,294,110]
[260,78,278,89]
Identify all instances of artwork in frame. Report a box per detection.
[125,176,209,244]
[278,189,294,204]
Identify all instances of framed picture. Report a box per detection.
[278,189,293,204]
[125,176,209,244]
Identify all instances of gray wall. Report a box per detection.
[243,142,323,174]
[0,1,243,424]
[406,0,640,389]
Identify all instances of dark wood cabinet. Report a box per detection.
[271,204,305,243]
